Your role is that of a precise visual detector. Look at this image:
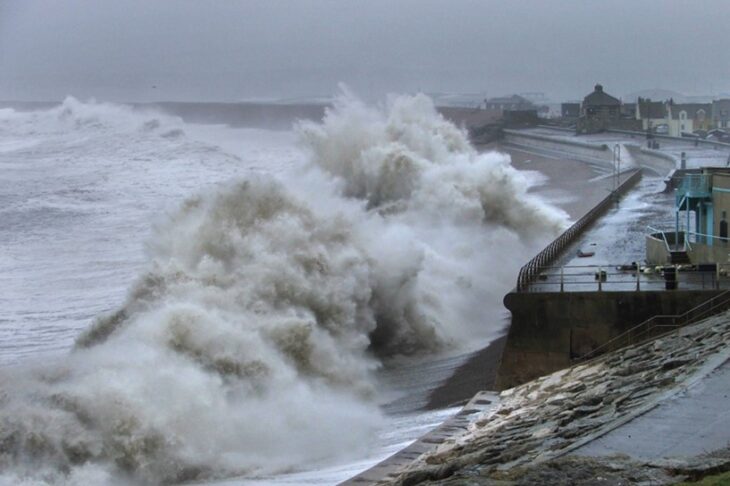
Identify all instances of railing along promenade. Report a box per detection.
[524,263,729,293]
[516,168,643,291]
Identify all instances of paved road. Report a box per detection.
[576,360,730,460]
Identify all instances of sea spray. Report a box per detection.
[0,94,568,484]
[298,92,566,235]
[1,177,386,484]
[295,91,569,344]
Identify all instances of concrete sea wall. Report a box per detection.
[502,129,615,166]
[623,144,677,174]
[504,128,678,175]
[496,289,722,389]
[496,130,686,389]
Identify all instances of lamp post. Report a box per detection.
[613,143,621,202]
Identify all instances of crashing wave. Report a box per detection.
[0,93,567,484]
[298,92,567,236]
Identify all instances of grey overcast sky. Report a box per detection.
[1,0,729,103]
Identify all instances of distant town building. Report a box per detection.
[503,109,539,126]
[484,94,535,113]
[621,102,637,118]
[636,98,669,133]
[581,84,621,119]
[712,99,730,129]
[436,106,501,131]
[634,99,715,137]
[518,92,549,104]
[666,102,713,136]
[560,86,730,136]
[565,87,730,137]
[561,102,580,119]
[577,84,625,133]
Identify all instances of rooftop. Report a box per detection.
[583,84,620,107]
[670,102,712,120]
[486,94,534,106]
[638,99,667,119]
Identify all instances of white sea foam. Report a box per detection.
[0,93,567,484]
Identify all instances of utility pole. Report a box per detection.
[613,143,621,203]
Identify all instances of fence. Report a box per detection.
[525,263,729,292]
[516,168,643,291]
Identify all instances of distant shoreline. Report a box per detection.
[0,99,499,132]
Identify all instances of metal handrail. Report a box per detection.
[686,230,730,244]
[648,226,672,253]
[646,226,730,251]
[526,261,730,292]
[516,168,643,291]
[647,225,694,252]
[677,173,711,197]
[576,289,730,363]
[685,232,692,252]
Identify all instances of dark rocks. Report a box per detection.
[661,358,692,371]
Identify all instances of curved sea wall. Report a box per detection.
[502,129,615,167]
[504,128,679,176]
[624,144,677,175]
[496,289,723,389]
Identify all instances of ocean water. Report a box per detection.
[0,94,566,485]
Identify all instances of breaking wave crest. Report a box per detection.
[0,97,183,138]
[0,93,567,484]
[298,92,566,236]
